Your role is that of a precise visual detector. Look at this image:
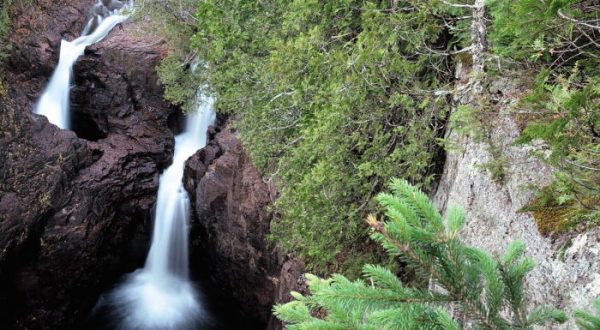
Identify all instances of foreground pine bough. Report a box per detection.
[575,299,600,330]
[273,179,599,329]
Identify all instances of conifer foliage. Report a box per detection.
[274,179,567,329]
[190,0,453,271]
[575,299,600,330]
[488,0,600,229]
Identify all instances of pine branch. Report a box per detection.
[275,180,566,329]
[574,299,600,330]
[557,9,600,31]
[369,218,504,330]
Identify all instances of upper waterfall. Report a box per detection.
[34,11,128,129]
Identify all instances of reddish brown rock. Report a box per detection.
[6,0,90,112]
[184,124,305,329]
[0,2,175,329]
[70,23,174,146]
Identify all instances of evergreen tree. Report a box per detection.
[575,299,600,330]
[274,179,567,329]
[488,0,599,68]
[191,0,455,272]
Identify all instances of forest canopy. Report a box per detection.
[140,0,599,274]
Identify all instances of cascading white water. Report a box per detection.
[145,104,214,278]
[34,12,128,129]
[146,94,216,279]
[39,1,217,326]
[98,94,216,330]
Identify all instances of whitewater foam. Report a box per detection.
[35,14,127,129]
[96,95,216,329]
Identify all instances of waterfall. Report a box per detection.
[38,1,217,327]
[145,98,215,278]
[34,8,128,129]
[97,94,216,330]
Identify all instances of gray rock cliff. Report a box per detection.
[434,76,600,329]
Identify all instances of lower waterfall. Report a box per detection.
[95,95,216,330]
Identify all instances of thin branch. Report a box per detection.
[441,0,476,9]
[563,159,600,172]
[418,45,473,56]
[270,91,295,102]
[557,9,600,30]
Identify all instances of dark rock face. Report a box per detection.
[0,100,94,326]
[2,1,304,329]
[0,2,175,328]
[184,124,305,329]
[70,24,174,150]
[265,258,307,330]
[6,0,89,112]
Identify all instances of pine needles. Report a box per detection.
[274,179,567,329]
[575,299,600,330]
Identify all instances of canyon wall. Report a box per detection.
[184,124,304,329]
[433,74,600,328]
[0,1,175,328]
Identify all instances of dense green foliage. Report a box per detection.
[488,0,600,230]
[190,1,459,271]
[274,179,567,329]
[488,0,599,68]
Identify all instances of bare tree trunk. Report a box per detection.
[469,0,487,94]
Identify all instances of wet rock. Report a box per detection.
[184,124,304,329]
[0,4,175,330]
[5,0,89,112]
[101,0,124,12]
[70,23,173,157]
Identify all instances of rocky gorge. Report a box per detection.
[0,0,302,328]
[1,1,174,328]
[0,0,598,329]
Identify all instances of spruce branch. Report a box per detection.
[275,180,566,329]
[574,299,600,330]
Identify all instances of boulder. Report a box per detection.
[433,74,600,329]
